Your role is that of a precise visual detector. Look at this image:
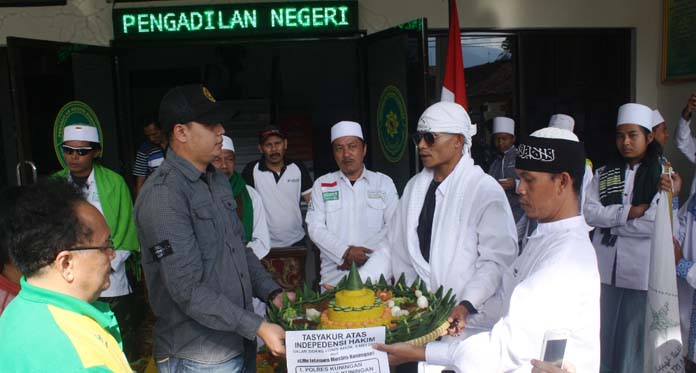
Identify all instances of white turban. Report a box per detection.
[417,102,477,150]
[331,121,364,142]
[63,125,99,143]
[222,135,235,152]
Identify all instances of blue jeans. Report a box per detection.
[156,355,247,373]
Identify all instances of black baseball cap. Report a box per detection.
[158,84,229,135]
[258,125,287,144]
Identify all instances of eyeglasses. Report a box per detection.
[412,132,442,146]
[62,145,94,156]
[68,239,115,253]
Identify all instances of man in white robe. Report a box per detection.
[375,127,601,373]
[382,102,517,364]
[306,121,398,289]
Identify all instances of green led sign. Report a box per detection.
[113,1,358,40]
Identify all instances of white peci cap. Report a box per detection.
[222,135,235,152]
[617,103,653,131]
[331,121,364,143]
[652,109,665,129]
[530,127,579,142]
[492,116,515,135]
[63,125,99,143]
[548,114,575,132]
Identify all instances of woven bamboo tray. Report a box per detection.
[403,320,450,346]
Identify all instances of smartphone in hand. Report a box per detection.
[540,330,569,368]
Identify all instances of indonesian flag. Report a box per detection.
[643,189,684,372]
[440,0,468,110]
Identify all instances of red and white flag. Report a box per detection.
[441,0,468,110]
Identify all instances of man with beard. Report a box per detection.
[0,179,131,372]
[305,121,398,289]
[242,126,313,248]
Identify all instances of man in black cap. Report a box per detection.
[242,125,313,248]
[134,84,291,372]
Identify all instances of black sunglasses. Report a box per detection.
[68,239,115,253]
[62,145,94,156]
[412,132,440,146]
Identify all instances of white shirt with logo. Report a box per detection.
[306,167,398,286]
[246,160,312,247]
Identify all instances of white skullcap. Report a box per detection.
[652,109,665,128]
[417,102,477,140]
[548,114,575,131]
[331,121,364,142]
[222,135,235,152]
[492,116,515,135]
[530,127,579,142]
[63,125,99,143]
[617,103,653,131]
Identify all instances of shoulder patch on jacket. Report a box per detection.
[148,240,173,261]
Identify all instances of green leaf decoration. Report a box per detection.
[396,273,406,286]
[302,282,314,300]
[409,277,418,290]
[336,276,347,289]
[419,281,428,293]
[345,262,364,291]
[378,274,388,286]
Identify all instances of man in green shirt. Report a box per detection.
[0,179,131,372]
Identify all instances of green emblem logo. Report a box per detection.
[53,101,103,168]
[377,85,407,163]
[322,191,339,201]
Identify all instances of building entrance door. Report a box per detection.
[6,37,121,186]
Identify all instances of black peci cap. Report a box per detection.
[158,84,229,135]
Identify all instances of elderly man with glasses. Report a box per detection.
[0,179,132,372]
[53,123,140,359]
[386,101,518,372]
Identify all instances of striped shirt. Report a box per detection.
[132,141,164,177]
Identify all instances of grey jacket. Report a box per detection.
[487,146,524,222]
[134,149,280,363]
